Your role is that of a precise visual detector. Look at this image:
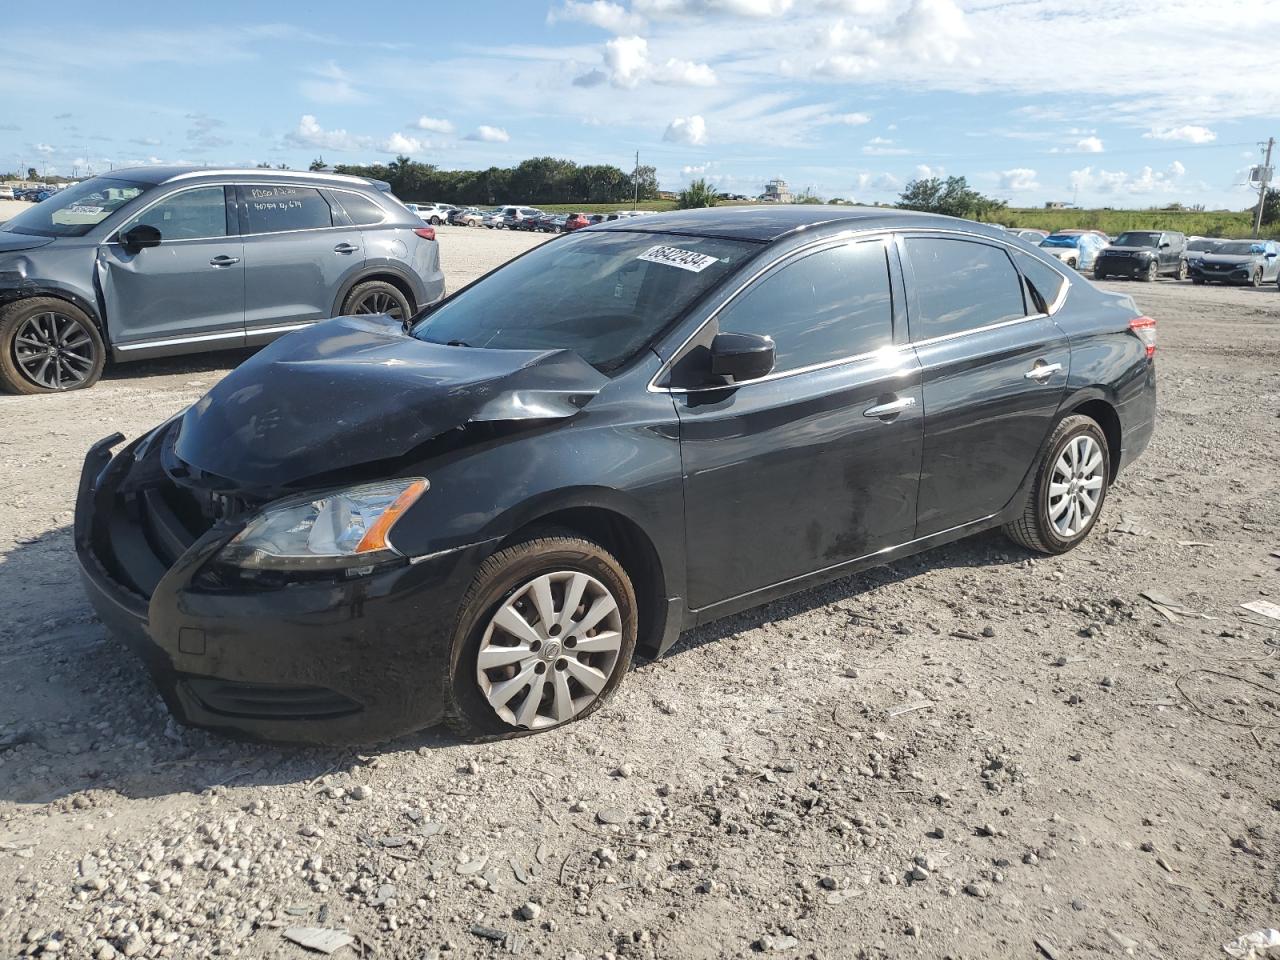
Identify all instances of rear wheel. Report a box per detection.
[0,298,105,394]
[1094,269,1108,281]
[1004,415,1110,555]
[340,280,412,322]
[1176,260,1188,280]
[445,535,637,739]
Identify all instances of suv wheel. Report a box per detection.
[1004,414,1110,555]
[1176,260,1188,281]
[341,281,412,322]
[429,216,442,225]
[445,535,637,739]
[0,298,106,394]
[1142,260,1158,282]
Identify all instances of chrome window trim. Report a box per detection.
[648,224,1070,394]
[164,169,372,187]
[106,183,234,245]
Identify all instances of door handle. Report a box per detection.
[1024,362,1063,382]
[209,255,240,267]
[333,243,360,254]
[863,396,916,419]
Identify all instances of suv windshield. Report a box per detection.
[1113,232,1161,248]
[1,177,151,238]
[412,230,757,371]
[1216,241,1261,256]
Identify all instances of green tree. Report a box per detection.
[633,164,659,200]
[1260,187,1280,227]
[309,157,327,172]
[794,186,825,204]
[677,178,718,209]
[26,167,37,180]
[898,176,1006,220]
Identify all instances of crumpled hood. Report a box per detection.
[175,314,608,489]
[0,231,57,254]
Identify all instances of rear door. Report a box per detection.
[672,237,924,610]
[901,234,1070,537]
[98,184,245,349]
[237,184,364,338]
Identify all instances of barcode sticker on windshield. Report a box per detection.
[637,244,719,273]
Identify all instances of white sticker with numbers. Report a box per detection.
[636,244,720,273]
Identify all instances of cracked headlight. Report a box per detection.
[219,478,428,571]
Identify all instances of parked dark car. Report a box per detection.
[0,166,445,394]
[1093,230,1186,282]
[1186,239,1280,286]
[75,206,1157,745]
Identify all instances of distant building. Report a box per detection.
[762,178,793,203]
[1045,201,1072,210]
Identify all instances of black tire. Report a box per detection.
[1141,260,1158,282]
[1066,258,1078,270]
[1176,260,1188,281]
[1251,268,1263,288]
[0,297,105,395]
[444,535,637,739]
[340,280,412,322]
[1192,278,1205,285]
[1003,414,1111,555]
[1094,270,1107,281]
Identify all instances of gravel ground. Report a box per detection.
[0,227,1277,960]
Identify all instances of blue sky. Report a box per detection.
[1,0,1275,209]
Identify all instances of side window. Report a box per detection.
[239,185,333,234]
[331,191,386,226]
[1012,250,1067,314]
[121,186,227,241]
[718,239,894,373]
[903,237,1026,341]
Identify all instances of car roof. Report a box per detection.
[100,165,381,190]
[589,204,1012,243]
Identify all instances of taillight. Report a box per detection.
[414,226,436,241]
[1129,316,1156,358]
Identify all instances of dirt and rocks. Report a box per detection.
[0,226,1277,960]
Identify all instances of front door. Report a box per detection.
[98,185,245,349]
[237,184,364,335]
[672,238,924,610]
[899,234,1071,537]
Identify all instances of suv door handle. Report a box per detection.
[333,243,360,254]
[863,396,916,419]
[1024,362,1063,381]
[209,255,240,267]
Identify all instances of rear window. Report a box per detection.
[1013,250,1068,314]
[904,237,1026,341]
[240,185,333,234]
[331,191,387,226]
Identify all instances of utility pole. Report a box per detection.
[632,150,639,211]
[1252,137,1274,239]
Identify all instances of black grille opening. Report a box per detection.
[183,678,363,720]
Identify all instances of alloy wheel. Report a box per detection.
[12,311,96,390]
[475,570,624,730]
[1047,434,1104,538]
[351,290,405,320]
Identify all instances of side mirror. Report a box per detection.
[710,332,775,383]
[119,224,162,253]
[1158,241,1170,249]
[1266,252,1277,259]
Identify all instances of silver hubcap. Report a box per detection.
[476,571,623,730]
[13,312,95,389]
[1048,434,1104,538]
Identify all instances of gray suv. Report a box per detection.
[0,166,445,394]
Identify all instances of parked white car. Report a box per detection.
[404,202,453,225]
[0,186,14,200]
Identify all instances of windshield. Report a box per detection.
[1216,241,1261,256]
[1113,231,1161,247]
[412,230,757,371]
[1,177,151,238]
[1041,235,1080,248]
[1187,239,1219,253]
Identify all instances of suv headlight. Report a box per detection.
[219,478,428,571]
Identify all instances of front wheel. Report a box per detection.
[0,297,106,394]
[340,280,412,322]
[1142,260,1158,282]
[445,535,637,739]
[1252,268,1263,288]
[429,216,442,225]
[1004,415,1110,555]
[1094,270,1108,281]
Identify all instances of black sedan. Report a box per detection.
[75,206,1158,744]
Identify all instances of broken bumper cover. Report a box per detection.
[74,433,492,745]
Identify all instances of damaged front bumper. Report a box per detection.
[73,432,492,745]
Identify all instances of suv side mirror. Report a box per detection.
[119,224,162,253]
[710,332,775,383]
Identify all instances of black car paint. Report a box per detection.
[75,207,1157,744]
[1094,231,1185,279]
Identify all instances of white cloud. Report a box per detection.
[1075,136,1104,153]
[465,125,510,142]
[379,132,428,154]
[862,136,908,156]
[664,115,708,145]
[596,35,715,87]
[413,116,454,134]
[999,167,1039,191]
[285,115,367,152]
[635,0,794,15]
[548,0,646,32]
[681,163,710,175]
[891,0,972,64]
[603,35,651,88]
[1144,125,1216,144]
[652,57,717,85]
[818,112,871,125]
[915,163,944,179]
[1069,161,1186,197]
[34,143,55,155]
[855,171,900,192]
